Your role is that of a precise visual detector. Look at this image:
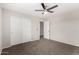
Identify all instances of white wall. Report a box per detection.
[2,9,40,49]
[0,8,2,54]
[50,9,79,47]
[2,9,11,49]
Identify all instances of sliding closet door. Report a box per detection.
[10,16,32,45]
[22,17,31,42]
[10,16,22,45]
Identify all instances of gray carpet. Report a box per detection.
[1,39,79,55]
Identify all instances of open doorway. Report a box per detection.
[40,22,44,39]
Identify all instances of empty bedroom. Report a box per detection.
[0,3,79,55]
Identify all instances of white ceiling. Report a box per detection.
[0,3,79,18]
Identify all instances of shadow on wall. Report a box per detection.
[50,8,79,47]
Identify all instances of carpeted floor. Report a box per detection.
[1,39,79,55]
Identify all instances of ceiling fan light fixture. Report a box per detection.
[44,11,48,14]
[43,10,48,14]
[35,3,58,14]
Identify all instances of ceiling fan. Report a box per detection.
[35,3,58,14]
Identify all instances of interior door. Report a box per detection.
[44,20,49,39]
[32,19,40,40]
[10,16,22,45]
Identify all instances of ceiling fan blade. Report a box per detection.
[47,5,58,11]
[35,10,44,11]
[48,11,53,13]
[41,3,46,9]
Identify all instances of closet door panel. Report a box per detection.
[10,16,22,45]
[22,18,31,42]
